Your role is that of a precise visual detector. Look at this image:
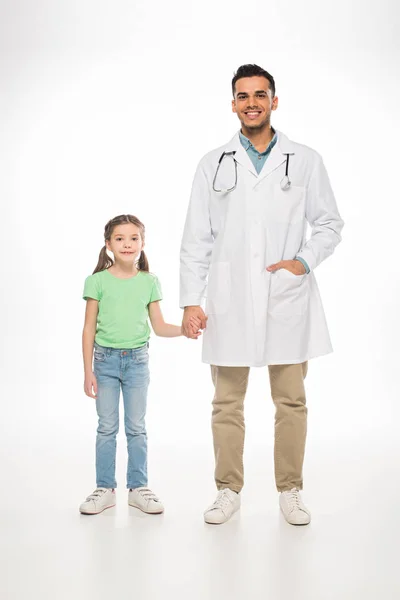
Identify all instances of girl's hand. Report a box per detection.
[189,316,203,330]
[84,372,97,399]
[188,316,202,338]
[182,306,207,339]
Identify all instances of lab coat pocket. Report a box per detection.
[268,268,309,322]
[206,262,231,315]
[270,184,305,224]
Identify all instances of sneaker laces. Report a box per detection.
[135,487,159,502]
[211,489,234,511]
[285,488,304,513]
[86,488,108,502]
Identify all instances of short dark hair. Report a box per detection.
[232,64,275,97]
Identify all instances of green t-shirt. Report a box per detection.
[83,269,162,349]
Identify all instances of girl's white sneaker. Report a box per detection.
[79,488,116,515]
[128,487,164,514]
[204,488,241,524]
[279,488,311,525]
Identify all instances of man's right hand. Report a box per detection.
[182,306,208,339]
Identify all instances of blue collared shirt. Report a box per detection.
[239,130,310,274]
[239,130,278,174]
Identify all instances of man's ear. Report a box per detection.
[271,95,279,111]
[232,99,237,114]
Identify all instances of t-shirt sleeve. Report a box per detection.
[149,276,163,304]
[83,275,101,301]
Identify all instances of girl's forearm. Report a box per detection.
[82,328,95,374]
[155,323,182,338]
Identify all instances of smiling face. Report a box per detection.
[106,222,144,265]
[232,75,278,134]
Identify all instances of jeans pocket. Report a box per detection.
[94,350,106,362]
[134,346,149,364]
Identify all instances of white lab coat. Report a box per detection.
[180,131,344,367]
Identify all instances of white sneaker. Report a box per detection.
[128,487,164,514]
[279,488,311,525]
[204,488,241,524]
[79,488,116,515]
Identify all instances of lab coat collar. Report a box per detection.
[257,131,296,182]
[224,130,296,183]
[224,132,258,177]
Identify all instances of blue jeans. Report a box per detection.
[93,342,150,489]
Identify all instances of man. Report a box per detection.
[180,64,344,526]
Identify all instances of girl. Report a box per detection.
[79,214,200,515]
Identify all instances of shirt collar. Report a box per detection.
[239,128,277,154]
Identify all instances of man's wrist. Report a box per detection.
[294,256,310,274]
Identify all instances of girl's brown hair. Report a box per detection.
[93,214,149,274]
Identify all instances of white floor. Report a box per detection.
[2,436,399,600]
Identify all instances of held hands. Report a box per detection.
[181,262,305,342]
[84,372,98,399]
[182,306,208,340]
[267,259,306,276]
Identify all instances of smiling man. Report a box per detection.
[180,64,344,526]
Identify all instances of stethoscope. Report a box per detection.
[212,151,292,193]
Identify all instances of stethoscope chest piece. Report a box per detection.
[280,153,292,191]
[280,175,291,191]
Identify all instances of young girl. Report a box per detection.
[79,214,200,515]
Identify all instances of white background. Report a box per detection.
[1,1,400,599]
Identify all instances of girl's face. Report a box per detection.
[106,223,144,265]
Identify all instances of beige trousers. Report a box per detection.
[211,362,308,493]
